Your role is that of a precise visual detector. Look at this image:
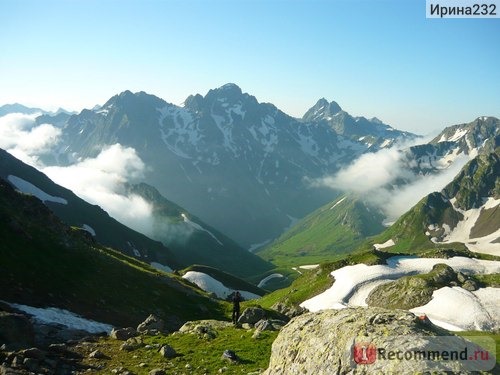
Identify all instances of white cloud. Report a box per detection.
[314,143,470,222]
[317,147,414,193]
[0,113,61,165]
[42,144,155,236]
[0,112,191,244]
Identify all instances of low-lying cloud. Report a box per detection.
[314,143,469,223]
[0,113,61,166]
[43,144,155,236]
[0,112,194,244]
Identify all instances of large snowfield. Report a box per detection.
[301,256,500,331]
[182,271,260,300]
[436,197,500,256]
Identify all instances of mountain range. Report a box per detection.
[30,84,415,248]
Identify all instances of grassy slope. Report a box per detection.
[256,195,385,267]
[0,148,179,268]
[77,326,278,374]
[0,178,227,328]
[126,183,275,279]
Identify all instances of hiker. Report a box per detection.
[232,291,242,324]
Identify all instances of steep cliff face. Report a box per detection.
[265,308,496,374]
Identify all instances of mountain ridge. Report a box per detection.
[37,84,416,247]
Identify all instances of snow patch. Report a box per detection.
[373,239,395,250]
[6,301,113,333]
[258,273,284,288]
[7,175,68,205]
[182,271,260,300]
[411,287,500,331]
[438,198,500,256]
[150,262,173,273]
[300,256,500,331]
[330,197,346,210]
[181,214,223,245]
[82,224,96,236]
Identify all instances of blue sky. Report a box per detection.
[1,0,498,134]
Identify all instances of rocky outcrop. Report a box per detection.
[366,264,480,309]
[271,302,306,319]
[265,307,492,374]
[237,307,265,325]
[0,312,34,351]
[136,314,165,335]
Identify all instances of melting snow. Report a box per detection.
[150,262,173,273]
[181,214,223,245]
[7,175,68,205]
[6,302,113,333]
[411,287,500,331]
[182,271,260,300]
[438,198,500,256]
[300,256,500,331]
[330,197,346,210]
[438,128,468,143]
[258,273,284,288]
[373,239,395,249]
[82,224,96,236]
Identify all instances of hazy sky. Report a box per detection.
[1,0,499,134]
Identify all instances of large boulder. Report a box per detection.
[264,307,496,374]
[137,314,165,334]
[0,312,34,350]
[237,307,265,325]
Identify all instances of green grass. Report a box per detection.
[80,326,278,374]
[256,195,386,268]
[456,331,500,365]
[0,179,227,328]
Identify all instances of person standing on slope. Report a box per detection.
[232,291,242,324]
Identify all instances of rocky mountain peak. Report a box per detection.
[302,98,342,122]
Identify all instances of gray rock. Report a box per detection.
[137,314,165,334]
[457,272,467,283]
[89,349,109,359]
[255,319,288,332]
[0,312,34,350]
[254,319,273,331]
[221,350,239,363]
[148,370,166,375]
[159,344,176,359]
[264,307,478,374]
[271,302,306,318]
[237,307,265,325]
[179,319,233,333]
[110,327,138,341]
[22,357,39,372]
[0,364,23,375]
[20,347,45,360]
[462,279,479,291]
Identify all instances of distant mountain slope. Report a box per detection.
[0,148,179,270]
[0,177,225,328]
[302,98,414,147]
[257,195,386,266]
[51,84,415,247]
[365,147,500,256]
[124,183,274,278]
[403,117,499,174]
